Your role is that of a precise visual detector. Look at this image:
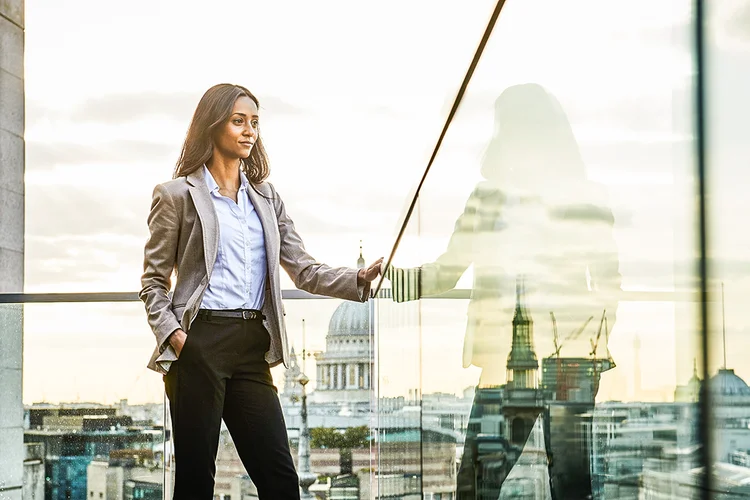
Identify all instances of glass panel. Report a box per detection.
[200,296,371,498]
[21,302,166,500]
[22,0,496,294]
[275,297,376,497]
[16,296,378,498]
[706,0,750,495]
[375,252,424,497]
[379,1,701,499]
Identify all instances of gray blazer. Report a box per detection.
[140,169,369,375]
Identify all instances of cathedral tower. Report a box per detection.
[503,277,544,446]
[506,279,539,390]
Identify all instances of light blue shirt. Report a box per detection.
[200,166,267,310]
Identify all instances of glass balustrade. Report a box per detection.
[6,295,380,499]
[372,1,715,499]
[4,0,745,499]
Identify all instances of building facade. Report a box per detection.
[312,252,373,405]
[0,0,25,497]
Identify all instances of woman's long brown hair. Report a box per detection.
[173,84,270,184]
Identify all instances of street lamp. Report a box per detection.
[297,373,317,499]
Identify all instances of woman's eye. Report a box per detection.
[233,119,244,125]
[251,120,259,128]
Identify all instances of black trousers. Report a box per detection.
[164,315,299,500]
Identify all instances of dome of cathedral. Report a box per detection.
[328,300,370,337]
[327,249,370,337]
[710,369,750,396]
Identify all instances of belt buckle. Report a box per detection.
[242,310,252,320]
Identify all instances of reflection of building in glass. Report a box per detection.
[706,368,750,463]
[455,280,623,500]
[642,462,750,500]
[590,401,699,500]
[458,279,610,500]
[23,403,163,500]
[591,367,750,499]
[674,360,701,403]
[457,280,548,499]
[499,417,552,500]
[504,281,544,447]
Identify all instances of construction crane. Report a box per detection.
[550,312,559,357]
[547,312,594,401]
[603,315,616,369]
[589,309,607,358]
[549,312,594,358]
[591,310,616,386]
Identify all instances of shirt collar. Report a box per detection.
[203,165,250,195]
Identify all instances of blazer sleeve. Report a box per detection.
[268,183,369,302]
[139,184,183,351]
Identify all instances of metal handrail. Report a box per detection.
[0,288,706,304]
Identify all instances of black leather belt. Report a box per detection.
[196,309,265,321]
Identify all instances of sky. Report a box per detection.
[19,0,750,405]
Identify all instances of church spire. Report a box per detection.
[507,276,538,389]
[357,241,365,269]
[513,278,530,325]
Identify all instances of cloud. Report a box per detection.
[27,140,177,168]
[27,92,308,127]
[719,0,750,47]
[68,92,201,124]
[550,204,615,225]
[22,182,156,287]
[22,180,398,290]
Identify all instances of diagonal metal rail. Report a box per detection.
[373,0,508,297]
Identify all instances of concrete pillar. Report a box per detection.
[0,1,24,498]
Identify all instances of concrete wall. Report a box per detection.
[22,444,44,500]
[0,0,24,499]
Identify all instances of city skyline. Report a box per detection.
[20,282,746,406]
[7,1,750,499]
[17,0,750,406]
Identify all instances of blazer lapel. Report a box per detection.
[247,183,279,273]
[187,169,219,276]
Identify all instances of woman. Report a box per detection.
[139,83,383,499]
[386,83,621,499]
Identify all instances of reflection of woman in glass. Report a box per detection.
[139,84,382,499]
[387,83,621,499]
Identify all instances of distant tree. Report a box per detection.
[342,426,369,449]
[310,427,344,449]
[310,426,370,449]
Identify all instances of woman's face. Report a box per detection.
[213,95,259,159]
